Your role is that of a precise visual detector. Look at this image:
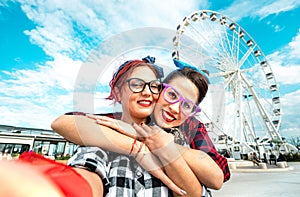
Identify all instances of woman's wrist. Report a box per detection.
[129,140,146,157]
[152,141,182,165]
[129,138,137,155]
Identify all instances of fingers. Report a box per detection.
[85,114,99,120]
[132,123,148,138]
[153,171,186,196]
[86,114,115,123]
[135,153,186,195]
[94,115,115,122]
[86,114,117,128]
[132,123,162,138]
[95,119,114,129]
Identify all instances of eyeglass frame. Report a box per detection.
[162,83,201,117]
[126,78,162,94]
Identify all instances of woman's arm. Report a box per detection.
[52,114,133,154]
[94,115,224,189]
[87,114,139,139]
[177,145,224,189]
[51,114,185,195]
[136,124,223,190]
[182,117,231,183]
[133,124,202,197]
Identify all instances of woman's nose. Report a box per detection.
[141,84,152,95]
[169,101,181,114]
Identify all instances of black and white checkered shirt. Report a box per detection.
[68,147,172,196]
[68,130,211,196]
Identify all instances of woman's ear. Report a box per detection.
[114,87,121,103]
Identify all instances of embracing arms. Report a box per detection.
[93,115,224,190]
[51,114,186,196]
[132,123,223,192]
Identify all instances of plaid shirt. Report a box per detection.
[180,116,231,182]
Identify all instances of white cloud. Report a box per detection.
[280,89,300,138]
[281,89,300,110]
[274,25,284,32]
[220,0,300,21]
[0,54,83,129]
[267,29,300,85]
[1,55,81,95]
[18,0,206,58]
[256,0,300,19]
[219,1,260,21]
[266,23,285,33]
[265,30,300,138]
[269,60,300,85]
[0,93,73,129]
[1,0,207,129]
[288,29,300,57]
[21,1,94,58]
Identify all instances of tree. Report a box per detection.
[287,136,300,150]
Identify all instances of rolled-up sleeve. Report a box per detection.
[68,146,110,188]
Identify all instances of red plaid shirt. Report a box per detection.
[180,116,230,182]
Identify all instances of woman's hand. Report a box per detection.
[133,123,174,150]
[133,123,183,166]
[135,143,186,196]
[86,114,139,139]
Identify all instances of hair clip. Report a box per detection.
[142,56,156,64]
[143,56,164,78]
[113,56,164,79]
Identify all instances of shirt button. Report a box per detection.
[136,171,142,176]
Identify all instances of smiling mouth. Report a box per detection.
[162,109,176,122]
[137,100,152,107]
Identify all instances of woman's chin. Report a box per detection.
[156,118,172,129]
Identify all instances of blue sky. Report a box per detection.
[0,0,299,140]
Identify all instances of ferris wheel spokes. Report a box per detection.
[173,10,284,153]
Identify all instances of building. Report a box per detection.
[0,125,77,159]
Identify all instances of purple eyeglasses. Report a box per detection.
[162,83,201,117]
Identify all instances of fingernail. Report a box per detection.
[180,189,187,195]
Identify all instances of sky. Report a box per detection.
[0,0,299,140]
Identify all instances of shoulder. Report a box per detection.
[181,116,206,131]
[95,112,122,119]
[64,112,122,120]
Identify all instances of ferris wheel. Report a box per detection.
[172,10,283,146]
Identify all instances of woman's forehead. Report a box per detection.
[168,77,198,102]
[129,66,157,80]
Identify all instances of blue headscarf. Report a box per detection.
[173,58,210,83]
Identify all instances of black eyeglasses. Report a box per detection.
[126,78,162,94]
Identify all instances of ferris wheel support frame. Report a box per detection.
[240,74,285,144]
[237,70,244,142]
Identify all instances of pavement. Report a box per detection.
[227,159,294,172]
[211,162,300,197]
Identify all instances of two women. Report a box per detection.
[52,56,228,196]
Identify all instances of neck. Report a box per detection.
[121,115,146,125]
